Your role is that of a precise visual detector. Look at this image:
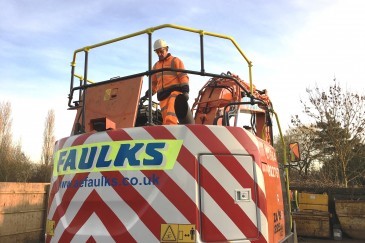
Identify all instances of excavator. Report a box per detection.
[45,24,298,243]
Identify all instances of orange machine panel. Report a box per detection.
[73,76,143,133]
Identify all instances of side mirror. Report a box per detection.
[289,142,301,162]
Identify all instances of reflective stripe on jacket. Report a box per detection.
[151,54,189,95]
[159,91,181,125]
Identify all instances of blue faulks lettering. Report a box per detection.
[96,145,112,168]
[144,142,165,165]
[63,149,76,171]
[57,151,68,173]
[114,143,144,167]
[53,140,183,176]
[78,147,97,170]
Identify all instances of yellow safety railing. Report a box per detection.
[71,23,254,93]
[272,110,293,229]
[73,74,94,84]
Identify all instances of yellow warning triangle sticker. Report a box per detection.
[162,225,177,241]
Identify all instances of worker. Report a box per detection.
[147,39,191,125]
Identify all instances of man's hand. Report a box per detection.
[181,85,190,101]
[145,90,151,97]
[183,92,189,101]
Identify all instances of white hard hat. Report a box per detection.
[153,39,168,50]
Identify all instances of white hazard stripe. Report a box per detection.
[83,131,112,144]
[48,136,77,216]
[124,126,152,139]
[60,134,80,149]
[241,131,267,198]
[132,167,192,223]
[245,129,261,147]
[47,175,59,217]
[97,185,157,242]
[206,125,249,153]
[200,188,245,239]
[255,162,266,197]
[204,155,257,222]
[165,161,199,206]
[259,210,269,242]
[48,173,76,220]
[71,213,114,243]
[168,126,208,155]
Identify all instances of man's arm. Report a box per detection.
[174,57,189,85]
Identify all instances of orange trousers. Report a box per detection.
[159,91,182,125]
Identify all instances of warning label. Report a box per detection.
[161,224,196,242]
[46,219,55,236]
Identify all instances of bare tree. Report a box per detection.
[0,101,13,181]
[289,124,322,177]
[0,101,37,182]
[37,109,56,182]
[11,140,32,182]
[274,124,324,187]
[295,81,365,187]
[0,101,12,149]
[41,109,55,166]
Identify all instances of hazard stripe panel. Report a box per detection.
[46,125,274,243]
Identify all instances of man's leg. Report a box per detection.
[160,92,181,125]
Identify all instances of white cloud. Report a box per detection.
[238,0,365,132]
[283,0,365,87]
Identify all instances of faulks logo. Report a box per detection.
[53,140,183,176]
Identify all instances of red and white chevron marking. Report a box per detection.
[46,125,269,243]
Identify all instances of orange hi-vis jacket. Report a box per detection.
[151,54,189,99]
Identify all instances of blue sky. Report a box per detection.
[1,0,365,161]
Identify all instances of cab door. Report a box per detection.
[199,154,260,242]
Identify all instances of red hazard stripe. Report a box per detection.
[144,126,198,178]
[47,175,64,213]
[48,134,89,214]
[143,170,199,226]
[52,173,90,224]
[200,213,226,241]
[101,171,163,240]
[86,236,96,243]
[189,125,267,216]
[106,129,134,141]
[72,132,95,146]
[46,234,52,243]
[59,190,136,243]
[56,137,68,150]
[143,127,199,219]
[216,154,258,201]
